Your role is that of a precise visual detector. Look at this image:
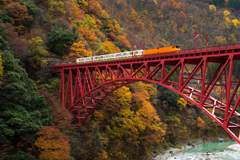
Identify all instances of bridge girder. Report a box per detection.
[52,44,240,144]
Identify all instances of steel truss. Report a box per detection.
[52,44,240,144]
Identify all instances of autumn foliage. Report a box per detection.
[4,2,32,24]
[0,0,237,159]
[35,126,70,160]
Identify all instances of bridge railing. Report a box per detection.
[52,43,240,67]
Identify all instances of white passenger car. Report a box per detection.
[76,50,144,63]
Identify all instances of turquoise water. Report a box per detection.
[188,141,237,152]
[167,141,240,160]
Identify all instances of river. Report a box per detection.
[156,141,240,160]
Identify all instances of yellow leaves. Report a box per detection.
[96,19,103,30]
[177,98,187,111]
[153,0,158,6]
[232,19,239,27]
[229,33,237,43]
[98,41,121,54]
[192,24,198,29]
[13,25,24,35]
[28,37,48,56]
[78,0,88,8]
[49,1,66,16]
[143,83,157,98]
[106,19,114,32]
[84,15,97,29]
[114,21,123,34]
[101,10,110,19]
[209,5,216,12]
[215,36,227,45]
[224,10,230,17]
[225,17,230,23]
[113,86,132,106]
[179,28,184,33]
[163,101,169,108]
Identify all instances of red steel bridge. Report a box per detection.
[51,44,240,144]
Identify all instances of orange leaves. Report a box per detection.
[195,117,206,130]
[130,8,138,22]
[94,110,105,122]
[4,2,32,23]
[108,32,118,41]
[88,0,103,16]
[70,41,92,58]
[78,28,97,43]
[117,35,131,49]
[178,11,187,22]
[66,0,86,19]
[35,126,70,160]
[215,86,221,94]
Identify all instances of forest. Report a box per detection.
[0,0,238,159]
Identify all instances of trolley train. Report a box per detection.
[76,45,180,63]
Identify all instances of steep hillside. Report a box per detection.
[98,0,240,49]
[0,0,235,159]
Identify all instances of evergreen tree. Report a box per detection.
[46,26,78,56]
[0,22,52,143]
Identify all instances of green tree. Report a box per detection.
[0,22,52,143]
[13,151,37,160]
[46,26,78,56]
[19,0,43,28]
[213,0,225,6]
[0,23,10,51]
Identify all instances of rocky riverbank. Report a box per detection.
[154,138,235,160]
[228,143,240,151]
[154,144,195,160]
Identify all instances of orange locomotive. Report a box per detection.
[143,45,181,55]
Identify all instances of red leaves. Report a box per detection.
[4,22,28,57]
